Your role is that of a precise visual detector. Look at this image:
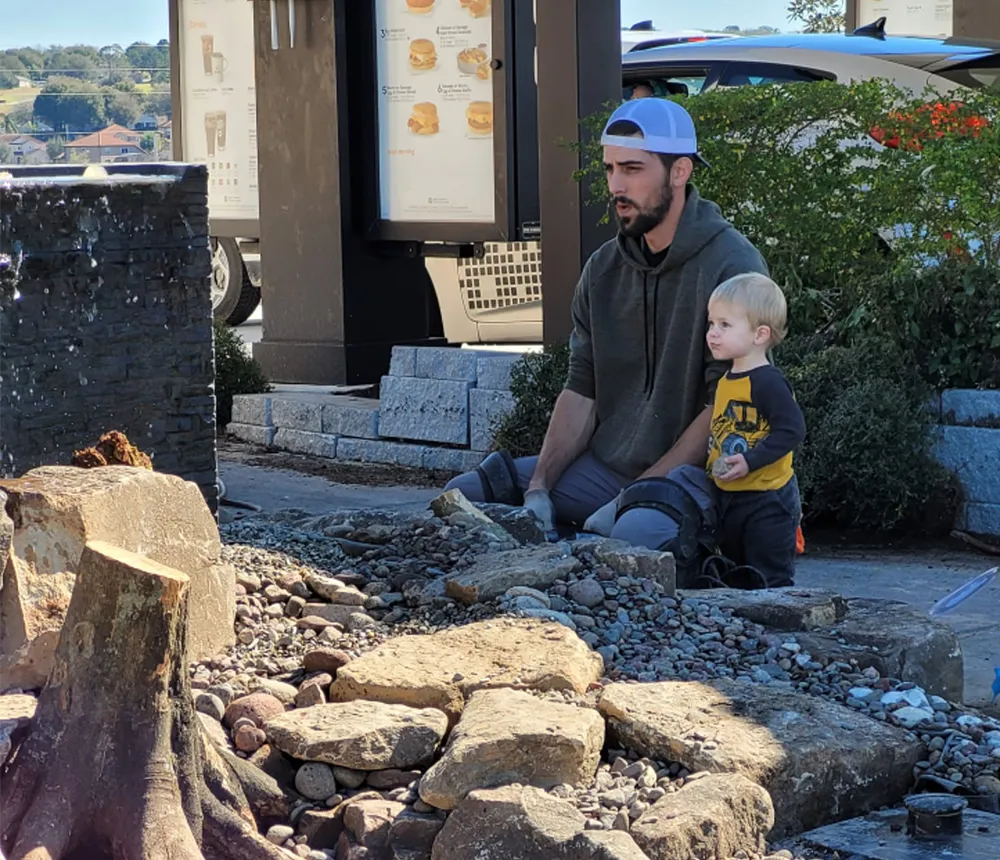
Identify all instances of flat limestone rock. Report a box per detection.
[579,539,677,597]
[794,598,964,702]
[630,773,773,860]
[444,545,581,605]
[328,618,603,723]
[428,490,509,541]
[0,693,37,731]
[0,466,234,686]
[264,701,448,770]
[430,785,651,860]
[681,588,846,631]
[599,679,923,837]
[418,688,605,809]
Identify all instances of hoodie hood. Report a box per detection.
[616,185,735,274]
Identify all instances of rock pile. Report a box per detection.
[2,482,998,860]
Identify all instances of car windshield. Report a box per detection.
[937,57,1000,91]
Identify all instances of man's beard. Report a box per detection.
[614,184,673,239]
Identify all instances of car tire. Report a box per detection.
[211,237,260,326]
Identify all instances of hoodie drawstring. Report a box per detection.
[642,273,661,399]
[642,274,650,395]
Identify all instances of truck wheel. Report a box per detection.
[211,237,260,326]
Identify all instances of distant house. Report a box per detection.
[134,114,159,131]
[0,134,48,165]
[65,124,147,164]
[14,76,32,89]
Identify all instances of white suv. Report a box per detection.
[428,28,999,345]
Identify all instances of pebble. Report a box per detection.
[194,692,225,722]
[295,762,338,800]
[265,824,294,845]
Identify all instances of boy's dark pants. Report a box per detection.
[716,477,801,588]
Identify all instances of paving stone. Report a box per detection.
[336,438,424,469]
[232,394,273,427]
[941,389,1000,426]
[933,426,1000,503]
[271,399,324,433]
[378,376,473,446]
[389,346,418,378]
[421,447,487,474]
[476,355,521,391]
[599,678,924,837]
[273,428,338,459]
[469,389,515,452]
[227,422,276,447]
[415,347,479,382]
[322,398,380,439]
[793,598,964,702]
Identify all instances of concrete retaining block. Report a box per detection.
[964,502,1000,536]
[336,437,424,468]
[469,389,515,451]
[415,347,479,382]
[322,398,380,439]
[933,426,1000,503]
[388,346,417,378]
[941,389,1000,426]
[272,428,338,459]
[422,447,486,473]
[476,354,521,391]
[227,422,276,447]
[271,399,323,433]
[231,394,273,427]
[378,376,473,445]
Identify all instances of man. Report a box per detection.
[445,98,768,547]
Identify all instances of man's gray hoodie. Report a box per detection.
[566,185,768,479]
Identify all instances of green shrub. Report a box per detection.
[213,319,271,428]
[490,343,570,458]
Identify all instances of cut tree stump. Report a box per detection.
[0,541,291,860]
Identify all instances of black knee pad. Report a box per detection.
[475,450,522,506]
[617,476,715,588]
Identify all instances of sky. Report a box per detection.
[1,0,800,50]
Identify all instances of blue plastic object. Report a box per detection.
[928,567,997,618]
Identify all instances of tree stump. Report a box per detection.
[1,541,289,860]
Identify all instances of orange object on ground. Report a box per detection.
[796,524,805,554]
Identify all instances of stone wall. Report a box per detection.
[0,165,217,510]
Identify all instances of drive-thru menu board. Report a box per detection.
[858,1,953,37]
[177,0,260,221]
[375,0,496,223]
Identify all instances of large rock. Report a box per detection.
[0,466,234,690]
[793,598,964,702]
[630,773,773,860]
[418,688,605,809]
[444,545,581,605]
[430,785,651,860]
[683,587,846,631]
[328,618,604,723]
[577,539,677,597]
[599,679,923,837]
[265,701,448,770]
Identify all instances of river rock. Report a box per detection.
[599,679,923,836]
[224,692,286,729]
[630,773,773,860]
[419,688,605,809]
[430,785,651,860]
[444,545,581,605]
[265,701,448,770]
[328,618,603,723]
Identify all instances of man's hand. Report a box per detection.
[523,488,556,533]
[716,454,749,482]
[582,496,619,537]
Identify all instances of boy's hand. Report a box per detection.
[717,454,749,482]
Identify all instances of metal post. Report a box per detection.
[536,0,621,347]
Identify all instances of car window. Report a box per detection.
[718,62,835,88]
[938,58,1000,92]
[623,67,712,100]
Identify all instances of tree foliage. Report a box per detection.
[787,0,846,33]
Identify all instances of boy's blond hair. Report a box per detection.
[709,273,788,346]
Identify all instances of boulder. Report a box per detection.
[328,618,603,723]
[682,588,846,631]
[430,786,651,860]
[265,701,448,770]
[0,466,234,691]
[444,545,581,605]
[630,774,773,860]
[599,679,923,836]
[793,598,964,702]
[418,688,605,809]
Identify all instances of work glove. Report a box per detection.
[522,488,556,534]
[582,494,620,537]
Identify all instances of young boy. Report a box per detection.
[705,272,805,587]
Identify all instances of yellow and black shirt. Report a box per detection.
[707,365,806,492]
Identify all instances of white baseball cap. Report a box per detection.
[601,98,710,167]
